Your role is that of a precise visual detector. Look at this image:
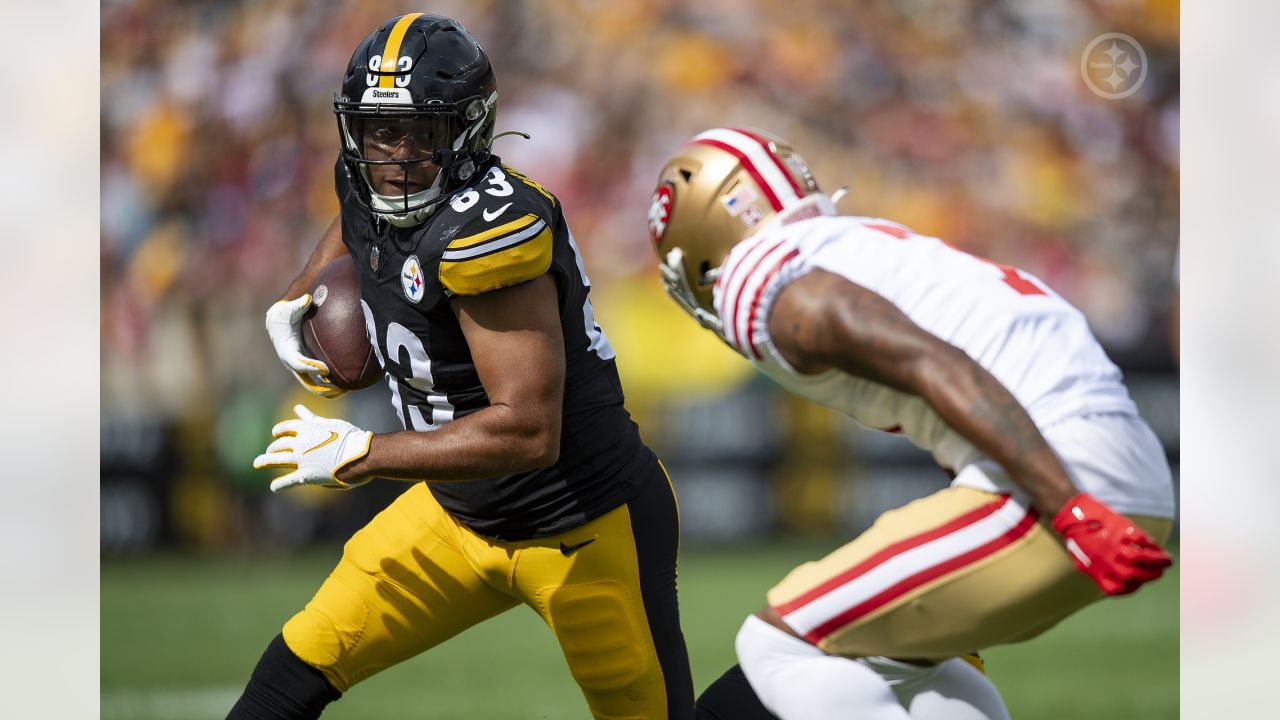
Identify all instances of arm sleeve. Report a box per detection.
[712,234,803,359]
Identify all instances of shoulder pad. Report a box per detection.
[501,164,557,207]
[438,210,554,296]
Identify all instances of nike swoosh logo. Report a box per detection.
[482,202,513,222]
[559,537,597,557]
[303,431,340,454]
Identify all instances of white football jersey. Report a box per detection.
[713,214,1174,517]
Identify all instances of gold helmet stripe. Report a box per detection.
[378,13,425,88]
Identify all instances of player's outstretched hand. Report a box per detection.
[1052,493,1173,595]
[253,404,373,492]
[265,295,346,398]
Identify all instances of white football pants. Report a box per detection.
[735,615,1010,720]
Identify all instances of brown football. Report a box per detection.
[301,255,382,391]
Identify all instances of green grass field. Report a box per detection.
[102,542,1177,719]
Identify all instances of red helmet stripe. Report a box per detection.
[727,127,805,196]
[690,138,785,212]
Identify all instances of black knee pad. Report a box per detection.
[226,634,342,720]
[694,664,779,720]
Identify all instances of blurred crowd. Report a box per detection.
[101,0,1179,551]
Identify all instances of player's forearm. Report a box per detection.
[340,404,560,483]
[914,347,1077,513]
[281,215,347,300]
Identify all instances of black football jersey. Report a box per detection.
[336,156,653,541]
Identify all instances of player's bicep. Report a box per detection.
[769,269,946,393]
[452,274,565,432]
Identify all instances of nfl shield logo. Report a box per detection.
[370,245,381,272]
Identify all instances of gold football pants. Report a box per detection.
[282,461,693,719]
[768,487,1173,659]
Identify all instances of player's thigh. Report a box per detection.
[514,457,693,719]
[1002,513,1171,643]
[283,483,518,692]
[769,487,1173,658]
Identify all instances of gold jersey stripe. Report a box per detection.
[502,164,556,206]
[379,13,424,88]
[438,224,554,296]
[447,213,539,250]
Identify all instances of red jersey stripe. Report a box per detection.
[715,234,767,293]
[726,239,790,351]
[727,238,783,351]
[863,222,911,239]
[745,248,800,360]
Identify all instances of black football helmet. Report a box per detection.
[334,14,498,227]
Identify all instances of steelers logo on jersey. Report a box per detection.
[401,255,425,304]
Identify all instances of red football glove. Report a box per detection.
[1051,493,1173,596]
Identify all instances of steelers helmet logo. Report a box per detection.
[649,183,674,247]
[401,255,425,304]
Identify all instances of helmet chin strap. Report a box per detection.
[369,185,439,227]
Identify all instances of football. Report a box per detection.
[301,255,383,391]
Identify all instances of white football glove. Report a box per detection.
[265,295,346,398]
[253,404,373,492]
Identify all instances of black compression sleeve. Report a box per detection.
[225,634,341,720]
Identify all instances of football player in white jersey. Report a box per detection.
[649,128,1175,720]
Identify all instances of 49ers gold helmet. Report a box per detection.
[648,128,831,337]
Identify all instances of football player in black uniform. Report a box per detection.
[228,14,693,720]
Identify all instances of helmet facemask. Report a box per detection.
[335,91,496,227]
[659,246,724,335]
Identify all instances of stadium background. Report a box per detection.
[100,0,1179,717]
